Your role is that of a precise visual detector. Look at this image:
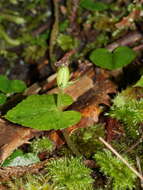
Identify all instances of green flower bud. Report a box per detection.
[57,66,70,89]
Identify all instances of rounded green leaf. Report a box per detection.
[60,111,81,129]
[3,153,39,166]
[0,93,7,105]
[0,75,11,93]
[10,79,27,93]
[5,94,81,130]
[2,149,24,167]
[90,48,113,70]
[134,75,143,87]
[113,46,136,69]
[80,0,108,11]
[57,93,73,109]
[90,46,136,70]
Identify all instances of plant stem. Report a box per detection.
[63,129,81,157]
[57,90,81,157]
[49,0,59,69]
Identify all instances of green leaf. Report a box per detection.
[3,152,39,166]
[0,75,27,94]
[10,79,27,93]
[2,149,23,167]
[90,46,136,70]
[134,75,143,87]
[57,93,73,109]
[112,46,136,69]
[0,93,7,105]
[80,0,108,11]
[59,20,69,32]
[5,94,81,130]
[90,48,113,69]
[0,75,11,93]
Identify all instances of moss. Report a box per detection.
[5,174,56,190]
[46,157,94,190]
[109,93,143,139]
[94,149,137,190]
[57,34,79,51]
[71,124,105,158]
[30,137,55,154]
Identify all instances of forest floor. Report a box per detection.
[0,0,143,189]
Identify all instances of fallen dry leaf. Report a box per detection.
[66,69,117,134]
[0,118,38,163]
[105,118,124,142]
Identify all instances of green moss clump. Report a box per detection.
[71,124,105,158]
[109,93,143,138]
[30,137,55,154]
[94,149,137,190]
[46,157,94,190]
[57,34,79,51]
[5,174,56,190]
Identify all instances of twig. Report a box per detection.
[106,31,143,51]
[99,137,143,181]
[49,0,59,68]
[55,50,75,67]
[125,133,143,153]
[133,44,143,52]
[67,0,80,37]
[32,23,49,36]
[136,156,143,189]
[80,31,143,59]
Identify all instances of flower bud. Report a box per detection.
[57,66,70,89]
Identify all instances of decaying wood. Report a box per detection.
[0,160,47,182]
[107,31,143,51]
[66,69,117,134]
[0,119,38,163]
[115,9,141,29]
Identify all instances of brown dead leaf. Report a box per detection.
[48,131,64,147]
[105,118,124,142]
[0,119,38,164]
[66,69,117,134]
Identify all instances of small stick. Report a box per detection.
[136,156,143,189]
[125,133,143,153]
[49,0,59,68]
[99,137,143,181]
